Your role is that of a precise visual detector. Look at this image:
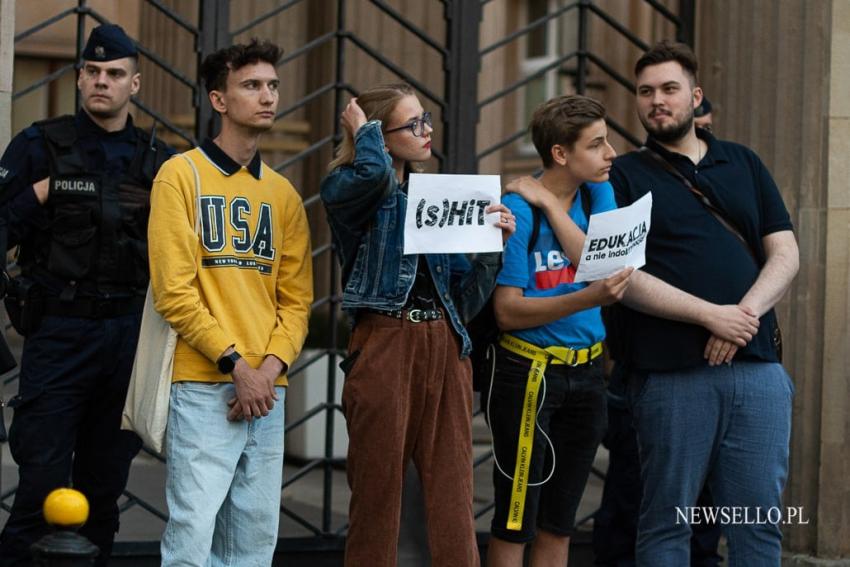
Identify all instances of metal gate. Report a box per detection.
[1,0,694,560]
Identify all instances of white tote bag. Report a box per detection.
[121,153,202,455]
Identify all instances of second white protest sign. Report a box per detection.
[573,191,652,283]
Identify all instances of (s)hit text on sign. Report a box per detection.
[403,173,503,255]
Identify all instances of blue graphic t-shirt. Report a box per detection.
[496,182,617,349]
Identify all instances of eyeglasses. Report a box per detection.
[384,112,432,137]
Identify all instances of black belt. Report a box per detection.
[364,308,443,322]
[43,296,145,319]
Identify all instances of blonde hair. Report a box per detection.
[328,83,424,172]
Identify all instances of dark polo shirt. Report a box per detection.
[608,128,793,371]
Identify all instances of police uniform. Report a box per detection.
[0,25,172,566]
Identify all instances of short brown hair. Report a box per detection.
[530,95,606,168]
[634,40,698,86]
[200,39,283,93]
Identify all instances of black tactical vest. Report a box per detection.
[20,115,169,297]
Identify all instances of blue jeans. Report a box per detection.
[629,362,793,567]
[0,315,142,567]
[160,382,286,567]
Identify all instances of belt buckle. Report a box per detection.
[567,349,582,367]
[407,309,424,323]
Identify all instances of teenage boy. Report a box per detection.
[148,40,313,566]
[486,95,632,567]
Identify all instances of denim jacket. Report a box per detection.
[320,120,501,357]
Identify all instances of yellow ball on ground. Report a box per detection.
[43,488,89,528]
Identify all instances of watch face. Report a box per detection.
[218,355,236,374]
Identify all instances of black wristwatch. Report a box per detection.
[217,351,242,374]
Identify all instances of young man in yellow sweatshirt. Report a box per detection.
[148,40,313,566]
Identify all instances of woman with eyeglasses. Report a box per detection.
[321,83,515,566]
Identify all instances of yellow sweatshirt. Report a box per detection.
[148,146,313,385]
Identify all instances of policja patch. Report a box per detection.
[51,177,99,196]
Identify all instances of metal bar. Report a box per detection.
[196,0,229,141]
[13,7,77,43]
[325,0,347,534]
[343,32,445,108]
[605,115,642,148]
[121,490,169,521]
[288,348,329,375]
[443,0,482,173]
[139,446,167,463]
[677,0,696,46]
[231,0,309,37]
[136,43,198,90]
[479,2,578,57]
[12,63,75,100]
[285,402,331,432]
[145,0,199,34]
[273,134,335,172]
[276,82,336,120]
[302,192,324,208]
[79,6,109,25]
[279,505,323,536]
[131,97,196,145]
[310,242,333,258]
[586,52,635,93]
[587,3,650,52]
[642,0,681,25]
[310,294,336,311]
[279,30,336,68]
[282,458,324,488]
[473,450,493,468]
[474,501,495,519]
[576,0,589,94]
[75,0,87,110]
[476,126,529,161]
[478,52,577,109]
[367,0,448,57]
[1,486,17,514]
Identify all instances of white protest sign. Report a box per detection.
[573,192,652,283]
[403,173,502,255]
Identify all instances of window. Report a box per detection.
[518,0,580,154]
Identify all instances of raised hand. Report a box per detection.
[487,203,516,242]
[504,176,556,210]
[340,97,368,137]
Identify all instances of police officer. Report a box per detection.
[0,24,172,566]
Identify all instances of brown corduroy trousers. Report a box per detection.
[342,312,479,567]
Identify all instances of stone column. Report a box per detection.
[0,0,13,150]
[816,0,850,559]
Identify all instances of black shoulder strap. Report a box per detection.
[637,146,759,265]
[579,183,592,220]
[528,206,541,253]
[131,123,171,184]
[528,184,592,253]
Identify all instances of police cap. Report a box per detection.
[82,24,138,62]
[694,96,712,118]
